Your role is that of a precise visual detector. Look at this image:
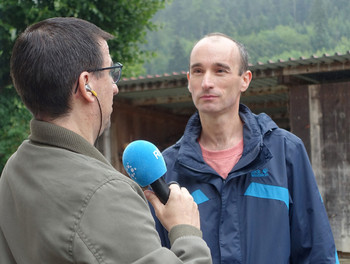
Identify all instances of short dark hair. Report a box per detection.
[10,17,113,118]
[191,32,249,75]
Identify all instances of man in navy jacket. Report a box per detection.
[152,33,338,264]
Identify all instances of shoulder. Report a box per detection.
[246,106,305,150]
[263,128,310,166]
[162,137,182,159]
[268,128,304,148]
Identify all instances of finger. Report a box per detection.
[180,187,193,200]
[179,187,196,205]
[168,183,181,192]
[144,190,163,210]
[180,186,191,195]
[167,181,180,187]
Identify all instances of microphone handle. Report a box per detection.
[150,177,170,204]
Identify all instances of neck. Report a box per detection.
[40,105,101,146]
[198,110,243,151]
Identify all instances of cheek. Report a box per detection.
[188,79,201,93]
[190,88,201,100]
[103,79,114,95]
[187,84,192,93]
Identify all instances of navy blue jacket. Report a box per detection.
[153,104,338,264]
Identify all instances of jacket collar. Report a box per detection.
[29,119,110,165]
[177,104,277,176]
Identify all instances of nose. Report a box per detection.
[113,83,119,95]
[201,72,214,90]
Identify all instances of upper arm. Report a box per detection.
[73,179,163,263]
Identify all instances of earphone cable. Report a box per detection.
[94,96,103,146]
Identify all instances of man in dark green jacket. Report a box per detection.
[0,17,211,264]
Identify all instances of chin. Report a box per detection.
[105,118,112,130]
[198,106,219,113]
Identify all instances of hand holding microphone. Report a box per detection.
[145,184,200,231]
[122,140,200,231]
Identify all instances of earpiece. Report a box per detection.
[85,84,97,97]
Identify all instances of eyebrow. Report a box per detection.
[190,62,231,70]
[190,63,202,69]
[214,62,231,70]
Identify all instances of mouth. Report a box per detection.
[200,94,217,99]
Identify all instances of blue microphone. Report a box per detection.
[122,140,170,204]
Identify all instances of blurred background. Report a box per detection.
[0,0,349,261]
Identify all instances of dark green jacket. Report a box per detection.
[0,119,211,264]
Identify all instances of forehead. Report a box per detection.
[190,36,240,66]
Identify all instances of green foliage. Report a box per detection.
[167,38,190,73]
[0,0,165,173]
[0,0,165,86]
[143,0,350,75]
[0,85,32,171]
[241,25,312,64]
[310,0,330,50]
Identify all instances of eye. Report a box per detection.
[191,68,203,74]
[110,67,122,84]
[216,68,228,74]
[109,68,116,78]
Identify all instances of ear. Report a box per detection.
[240,70,252,93]
[77,72,95,103]
[187,71,192,93]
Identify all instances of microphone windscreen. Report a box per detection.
[122,140,167,187]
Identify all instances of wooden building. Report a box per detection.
[98,52,350,255]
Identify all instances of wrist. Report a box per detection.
[168,224,202,245]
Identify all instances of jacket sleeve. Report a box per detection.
[72,176,212,264]
[150,203,172,248]
[286,137,338,263]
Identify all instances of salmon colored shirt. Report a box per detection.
[200,139,244,179]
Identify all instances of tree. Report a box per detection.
[167,38,188,73]
[0,0,166,173]
[309,0,330,51]
[143,0,350,75]
[0,85,32,172]
[242,25,312,64]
